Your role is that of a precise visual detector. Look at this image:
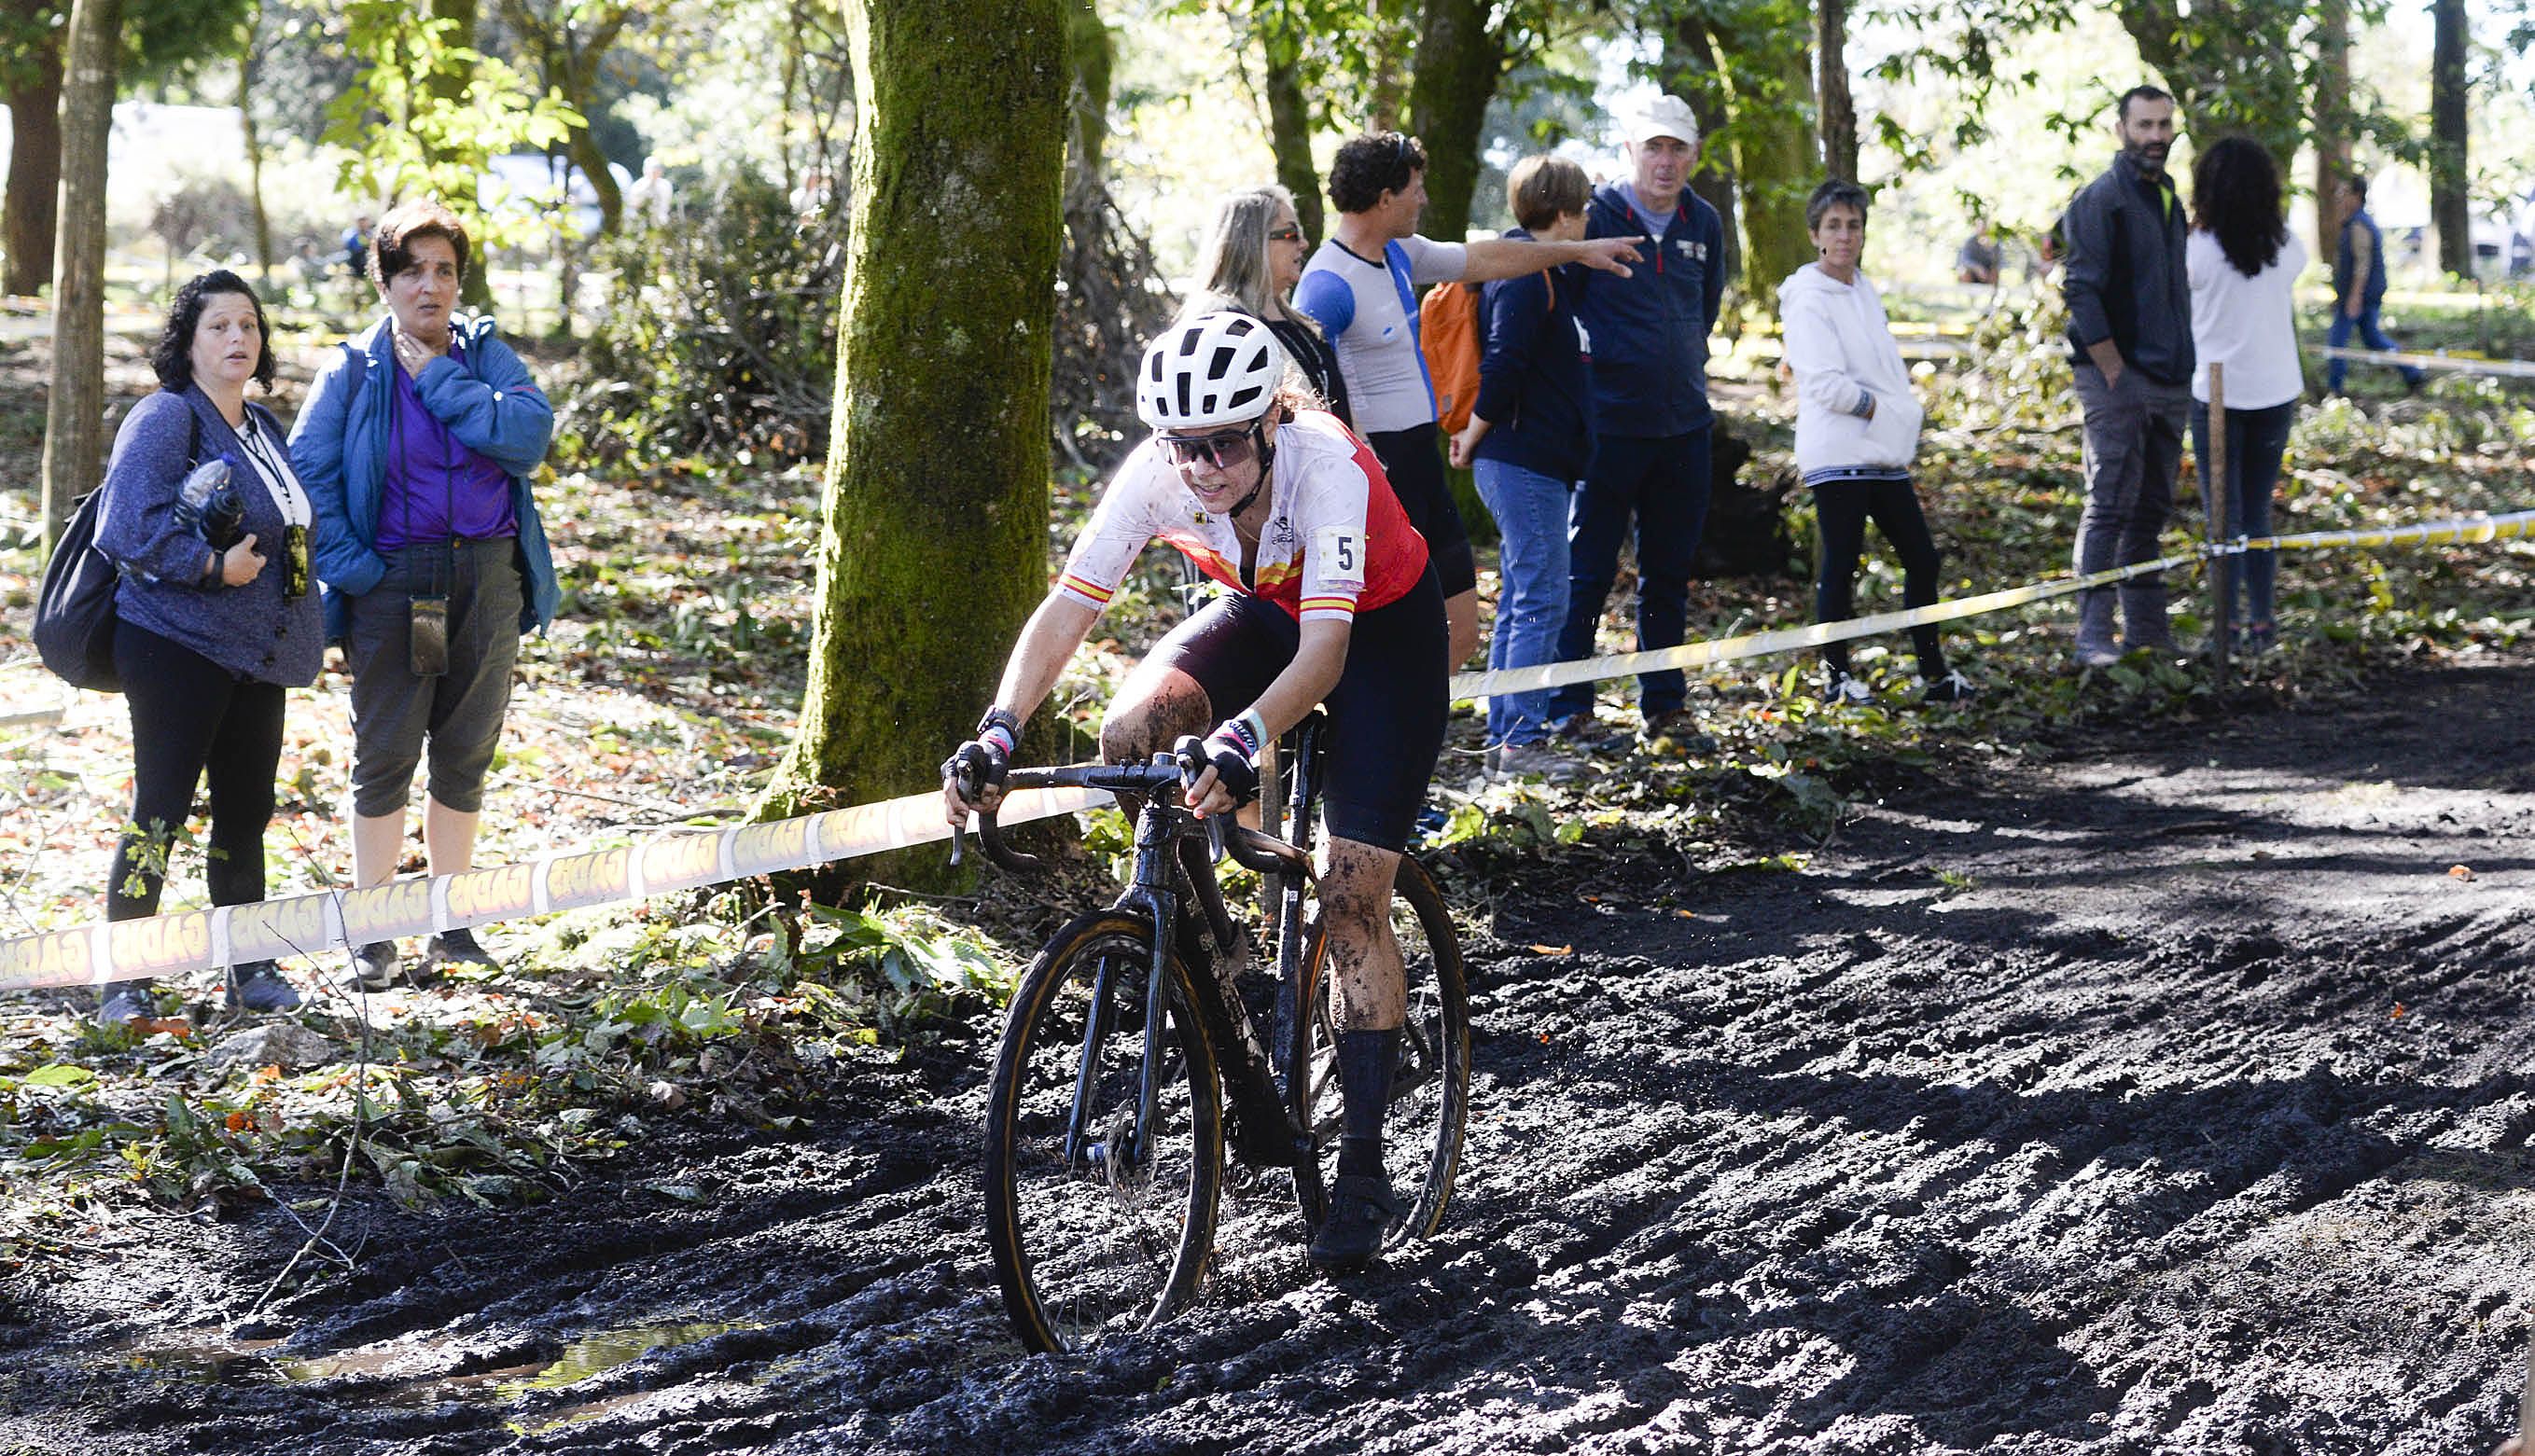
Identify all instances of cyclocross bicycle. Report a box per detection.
[951,713,1470,1355]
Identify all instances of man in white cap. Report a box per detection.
[1548,93,1727,746]
[1296,132,1644,671]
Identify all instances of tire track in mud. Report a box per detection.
[10,664,2535,1454]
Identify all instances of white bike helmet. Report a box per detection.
[1136,312,1288,429]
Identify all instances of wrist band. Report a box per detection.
[1221,710,1267,762]
[976,707,1022,756]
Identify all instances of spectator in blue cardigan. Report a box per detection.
[91,270,323,1027]
[1449,155,1595,783]
[291,200,558,993]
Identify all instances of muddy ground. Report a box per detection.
[6,659,2535,1455]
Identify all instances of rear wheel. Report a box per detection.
[984,911,1223,1353]
[1288,855,1470,1245]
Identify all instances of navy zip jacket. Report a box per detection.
[95,385,324,687]
[1573,182,1726,438]
[2062,149,2194,384]
[2334,206,2389,309]
[1471,228,1592,481]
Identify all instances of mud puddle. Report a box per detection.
[8,662,2535,1454]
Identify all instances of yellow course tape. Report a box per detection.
[7,506,2530,995]
[0,787,1107,992]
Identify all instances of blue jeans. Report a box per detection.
[2325,305,2426,391]
[2191,398,2293,629]
[1473,458,1571,746]
[1549,427,1711,722]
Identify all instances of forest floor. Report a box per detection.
[0,306,2532,1452]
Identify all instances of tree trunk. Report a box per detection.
[1813,0,1855,180]
[1405,0,1504,244]
[1067,0,1108,179]
[2430,0,2469,278]
[757,0,1067,896]
[1362,0,1414,132]
[2310,0,2349,265]
[1661,12,1739,290]
[240,2,274,293]
[3,6,63,298]
[1259,1,1319,241]
[1715,15,1815,316]
[39,0,117,554]
[429,0,496,310]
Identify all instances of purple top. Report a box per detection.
[376,337,518,549]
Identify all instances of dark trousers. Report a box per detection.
[1550,426,1710,721]
[1813,477,1946,678]
[107,621,286,922]
[2191,398,2294,629]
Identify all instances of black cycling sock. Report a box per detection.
[1336,1027,1400,1172]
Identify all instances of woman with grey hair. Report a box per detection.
[1778,178,1973,707]
[1183,185,1351,427]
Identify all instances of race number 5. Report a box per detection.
[1313,525,1360,580]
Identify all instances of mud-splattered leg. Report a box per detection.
[1309,835,1407,1271]
[1098,660,1216,822]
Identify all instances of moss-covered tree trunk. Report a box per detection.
[1813,0,1855,180]
[1715,6,1814,318]
[2311,0,2349,265]
[756,0,1067,898]
[1404,0,1503,246]
[2429,0,2468,277]
[427,0,497,311]
[38,0,114,553]
[1260,3,1320,242]
[240,3,275,292]
[1361,0,1415,132]
[2,0,63,298]
[1659,10,1740,293]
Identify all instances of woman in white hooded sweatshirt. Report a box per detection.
[1778,179,1974,707]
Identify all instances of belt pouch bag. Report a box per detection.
[408,542,452,677]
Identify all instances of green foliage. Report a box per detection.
[787,901,1015,1038]
[322,0,580,255]
[563,168,846,466]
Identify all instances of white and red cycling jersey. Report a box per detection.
[1055,409,1430,626]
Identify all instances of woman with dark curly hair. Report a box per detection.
[90,269,322,1027]
[2188,136,2305,654]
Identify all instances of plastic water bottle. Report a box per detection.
[173,458,244,550]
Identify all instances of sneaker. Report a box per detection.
[1825,671,1874,709]
[226,961,303,1013]
[1919,671,1977,705]
[95,980,153,1029]
[1492,741,1581,784]
[1307,1172,1403,1274]
[343,940,425,993]
[2243,620,2277,656]
[1639,709,1715,752]
[2073,642,2124,669]
[426,927,502,971]
[1548,714,1623,754]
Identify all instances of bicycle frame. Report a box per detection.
[960,753,1321,1180]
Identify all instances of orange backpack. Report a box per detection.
[1420,271,1555,435]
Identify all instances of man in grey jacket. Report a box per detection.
[2064,85,2192,665]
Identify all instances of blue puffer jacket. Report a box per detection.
[95,385,325,687]
[1573,182,1727,438]
[288,313,558,644]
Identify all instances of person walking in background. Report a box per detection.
[1447,156,1595,783]
[624,159,675,230]
[2063,85,2193,667]
[2187,138,2306,656]
[291,201,559,992]
[1549,93,1727,746]
[1780,181,1974,710]
[91,271,324,1027]
[1294,131,1643,673]
[2326,174,2427,396]
[1184,184,1351,428]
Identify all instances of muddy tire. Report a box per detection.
[984,911,1224,1355]
[1288,854,1470,1247]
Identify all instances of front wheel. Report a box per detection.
[1288,854,1471,1246]
[984,911,1224,1354]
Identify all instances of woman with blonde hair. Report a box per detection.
[1184,185,1351,427]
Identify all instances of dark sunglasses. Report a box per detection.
[1267,224,1303,243]
[1159,425,1262,470]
